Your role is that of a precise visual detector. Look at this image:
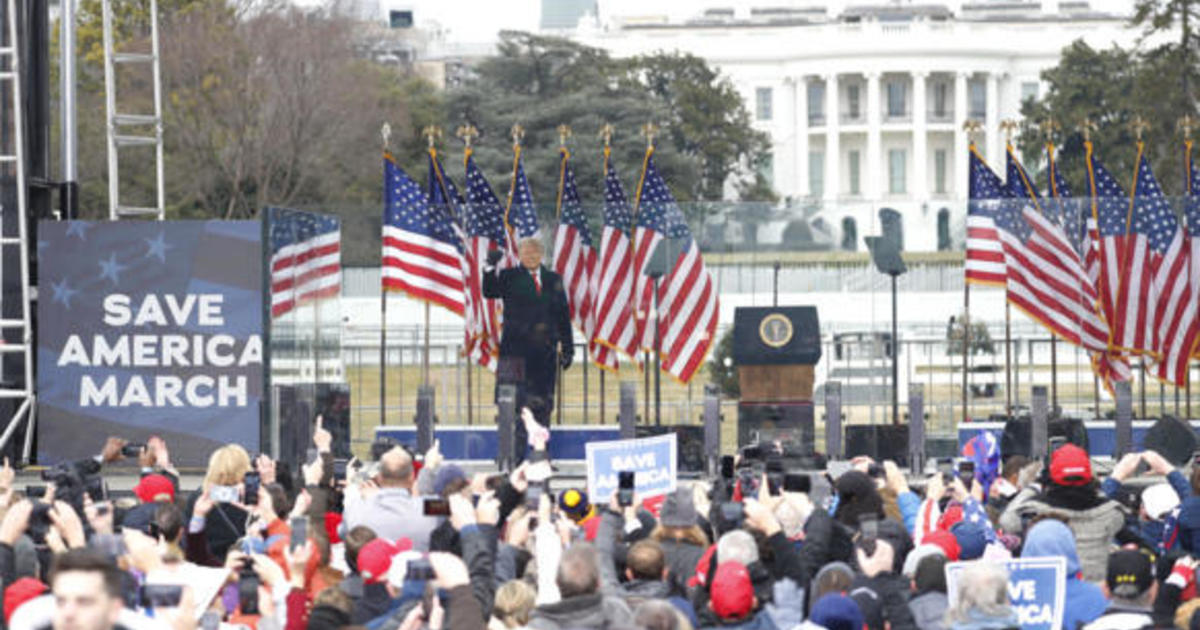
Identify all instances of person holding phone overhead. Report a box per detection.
[483,238,574,461]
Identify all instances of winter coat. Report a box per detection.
[908,591,949,630]
[1081,605,1155,630]
[660,538,707,593]
[527,593,635,630]
[1021,519,1106,630]
[850,573,918,630]
[1000,483,1124,582]
[699,608,780,630]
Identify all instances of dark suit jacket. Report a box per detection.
[482,265,573,361]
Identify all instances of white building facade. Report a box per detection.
[569,2,1141,251]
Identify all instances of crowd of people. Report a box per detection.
[7,414,1200,630]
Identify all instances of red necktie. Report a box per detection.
[533,270,541,295]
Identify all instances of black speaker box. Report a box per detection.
[845,425,909,465]
[1143,416,1198,468]
[737,403,815,453]
[999,416,1088,461]
[636,425,704,473]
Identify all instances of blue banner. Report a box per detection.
[585,434,677,502]
[945,557,1066,630]
[37,221,264,465]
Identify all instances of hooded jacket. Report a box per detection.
[908,591,949,630]
[1021,520,1106,630]
[1000,483,1124,582]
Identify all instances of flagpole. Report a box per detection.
[455,124,480,422]
[600,124,615,425]
[999,121,1020,419]
[555,125,572,426]
[380,124,390,425]
[633,123,658,425]
[963,121,982,425]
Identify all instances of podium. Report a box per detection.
[732,307,822,449]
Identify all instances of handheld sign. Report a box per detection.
[585,434,677,502]
[945,557,1066,630]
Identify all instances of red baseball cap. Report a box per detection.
[357,537,413,584]
[133,474,175,503]
[923,529,961,562]
[1050,444,1092,486]
[4,577,46,623]
[710,561,755,620]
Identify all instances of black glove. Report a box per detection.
[559,351,574,370]
[486,249,504,267]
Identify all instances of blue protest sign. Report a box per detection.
[37,221,264,465]
[585,434,677,501]
[945,557,1066,630]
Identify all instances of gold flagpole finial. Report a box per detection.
[511,124,526,147]
[999,119,1019,144]
[963,119,983,143]
[455,124,478,149]
[557,124,572,147]
[641,122,659,149]
[381,123,392,151]
[1078,117,1097,144]
[1131,115,1150,142]
[1039,118,1060,144]
[599,123,615,147]
[1180,115,1195,141]
[422,125,442,150]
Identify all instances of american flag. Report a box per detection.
[1050,146,1130,387]
[632,148,718,383]
[1186,151,1200,363]
[1113,150,1169,356]
[1150,146,1200,385]
[1087,144,1130,355]
[381,155,465,316]
[998,147,1108,352]
[462,151,507,371]
[505,148,540,263]
[269,207,341,318]
[593,150,640,368]
[964,149,1007,287]
[551,148,618,372]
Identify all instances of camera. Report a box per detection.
[243,472,261,507]
[406,557,436,581]
[121,443,145,458]
[238,558,260,615]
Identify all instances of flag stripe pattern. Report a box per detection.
[1050,145,1130,387]
[270,207,341,318]
[1154,145,1200,384]
[551,148,618,372]
[593,149,640,367]
[995,146,1108,352]
[965,150,1007,287]
[632,148,718,383]
[463,151,508,371]
[382,154,465,316]
[1113,147,1166,356]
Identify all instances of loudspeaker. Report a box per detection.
[845,425,910,465]
[636,425,705,473]
[1143,416,1198,468]
[1000,416,1088,461]
[737,403,814,453]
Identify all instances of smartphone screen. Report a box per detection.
[243,472,261,507]
[423,498,450,516]
[238,573,260,615]
[958,461,975,482]
[617,471,635,507]
[720,502,743,526]
[289,517,307,549]
[858,514,879,556]
[139,584,183,608]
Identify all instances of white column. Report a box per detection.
[866,72,882,200]
[825,73,840,202]
[795,76,810,197]
[912,71,928,200]
[954,71,969,199]
[985,72,1000,166]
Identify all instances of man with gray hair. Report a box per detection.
[484,237,573,456]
